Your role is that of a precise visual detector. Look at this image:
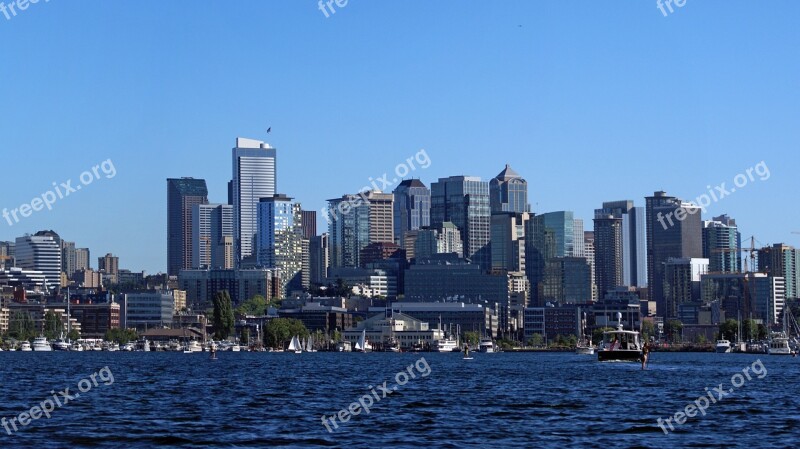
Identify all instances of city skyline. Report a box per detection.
[1,2,798,273]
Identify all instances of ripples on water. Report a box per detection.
[0,352,797,448]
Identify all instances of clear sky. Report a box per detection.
[1,1,798,274]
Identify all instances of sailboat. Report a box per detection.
[769,308,796,356]
[288,335,302,354]
[354,329,373,353]
[306,335,317,352]
[575,312,596,355]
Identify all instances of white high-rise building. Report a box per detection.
[15,234,62,291]
[232,137,277,263]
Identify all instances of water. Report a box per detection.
[0,352,797,448]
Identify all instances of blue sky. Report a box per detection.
[1,1,798,274]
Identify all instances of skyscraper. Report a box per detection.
[415,222,464,260]
[593,213,623,299]
[490,212,528,272]
[309,233,329,285]
[327,190,394,269]
[646,191,703,317]
[758,243,800,299]
[98,253,119,276]
[431,176,491,270]
[301,210,317,240]
[597,200,647,288]
[192,204,234,269]
[584,231,597,301]
[167,177,209,276]
[232,137,277,263]
[75,248,90,271]
[16,234,62,291]
[61,240,76,279]
[393,179,430,244]
[489,164,528,213]
[257,195,305,295]
[703,215,741,274]
[663,257,708,320]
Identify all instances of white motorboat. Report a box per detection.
[19,341,32,352]
[433,338,459,353]
[597,313,643,362]
[479,338,495,353]
[53,337,71,351]
[769,333,792,356]
[184,340,203,353]
[32,336,53,352]
[715,340,732,353]
[72,342,85,352]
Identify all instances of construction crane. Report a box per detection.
[710,235,763,273]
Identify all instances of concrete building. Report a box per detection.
[301,210,317,240]
[278,302,353,335]
[344,310,444,350]
[69,302,121,338]
[192,203,234,269]
[404,254,508,304]
[167,177,209,276]
[414,222,464,260]
[385,302,498,338]
[593,213,623,299]
[701,273,785,325]
[758,243,800,299]
[75,248,90,272]
[178,268,277,309]
[309,233,329,285]
[490,212,528,272]
[597,201,648,288]
[523,305,582,345]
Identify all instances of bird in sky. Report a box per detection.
[267,127,272,134]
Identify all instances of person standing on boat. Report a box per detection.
[641,342,650,370]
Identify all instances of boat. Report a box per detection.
[715,339,732,353]
[597,313,643,362]
[354,329,373,353]
[768,333,792,356]
[32,336,53,352]
[19,341,32,352]
[305,336,317,353]
[576,312,596,355]
[184,340,203,353]
[479,337,495,353]
[72,342,85,352]
[336,341,352,352]
[53,335,71,351]
[288,335,303,354]
[433,338,459,353]
[231,344,241,352]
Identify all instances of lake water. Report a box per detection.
[0,351,797,448]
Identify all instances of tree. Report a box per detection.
[212,290,235,340]
[666,320,684,343]
[43,311,63,340]
[641,321,656,341]
[528,333,544,347]
[463,331,480,346]
[264,318,308,349]
[8,311,36,341]
[67,329,81,341]
[592,327,615,345]
[236,295,267,317]
[105,328,138,344]
[719,319,738,342]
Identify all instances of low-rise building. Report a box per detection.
[120,291,174,329]
[343,310,444,350]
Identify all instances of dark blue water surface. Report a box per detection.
[0,351,798,448]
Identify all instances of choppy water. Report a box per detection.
[0,351,797,448]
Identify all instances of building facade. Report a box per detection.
[167,177,209,276]
[231,138,277,263]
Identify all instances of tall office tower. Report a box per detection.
[16,234,62,291]
[216,236,235,270]
[532,211,576,257]
[61,241,76,278]
[573,219,585,258]
[327,190,394,269]
[758,243,800,299]
[646,191,703,318]
[663,258,708,320]
[597,200,647,287]
[365,191,395,244]
[415,222,465,260]
[98,253,119,276]
[393,179,430,245]
[257,195,305,295]
[541,257,592,304]
[491,212,528,272]
[301,210,317,240]
[192,204,234,269]
[593,213,624,299]
[431,176,491,270]
[75,248,90,271]
[489,164,529,213]
[232,137,277,263]
[584,231,597,301]
[703,215,741,274]
[309,233,330,285]
[167,178,209,276]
